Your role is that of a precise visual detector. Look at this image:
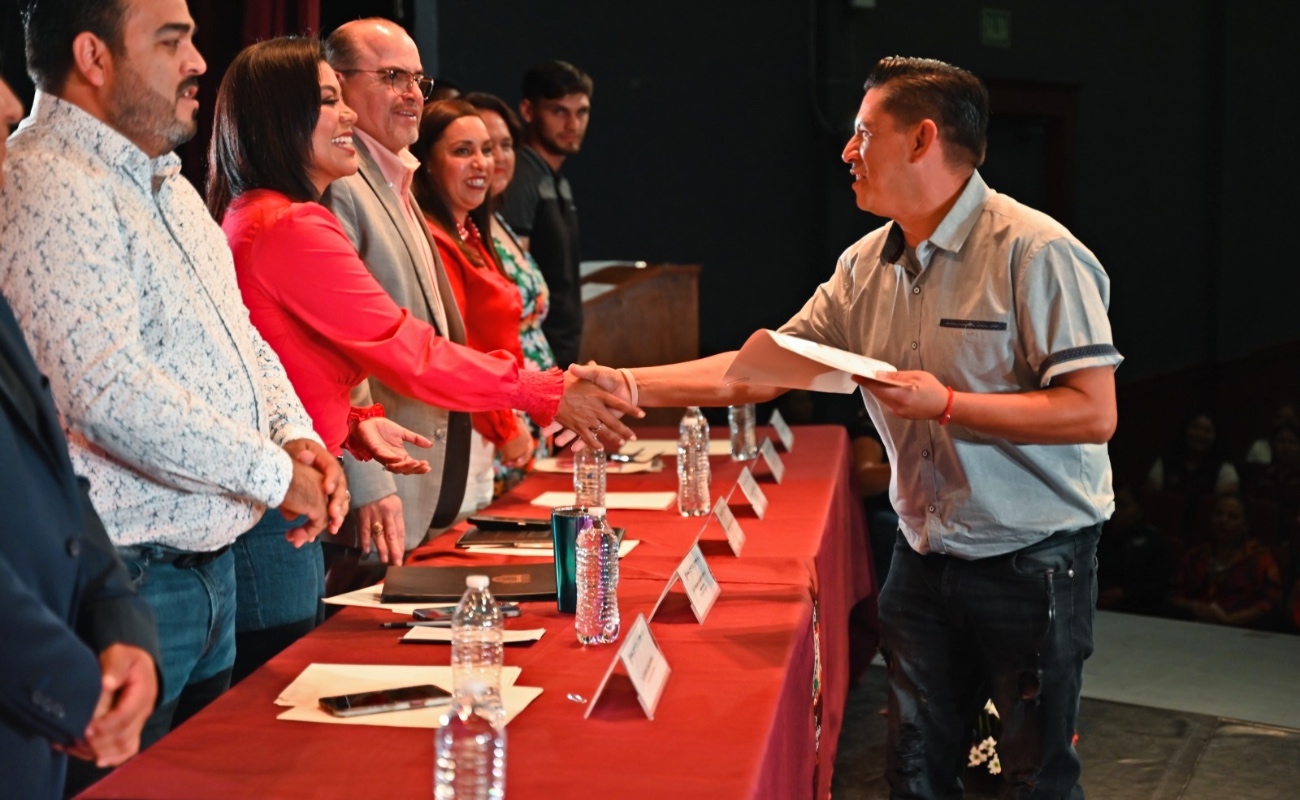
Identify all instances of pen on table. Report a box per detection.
[380,620,454,629]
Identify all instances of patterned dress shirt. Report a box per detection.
[0,92,321,552]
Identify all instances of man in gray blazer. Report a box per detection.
[322,19,635,588]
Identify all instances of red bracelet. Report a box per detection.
[937,385,954,426]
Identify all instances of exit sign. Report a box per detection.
[981,8,1011,47]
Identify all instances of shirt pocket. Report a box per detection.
[937,316,1014,387]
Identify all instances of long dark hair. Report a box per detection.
[206,37,323,221]
[411,99,503,272]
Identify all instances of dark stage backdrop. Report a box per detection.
[2,0,1297,465]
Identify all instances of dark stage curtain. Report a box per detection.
[180,0,322,190]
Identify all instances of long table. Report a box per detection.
[79,425,876,800]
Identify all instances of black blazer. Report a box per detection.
[0,293,160,800]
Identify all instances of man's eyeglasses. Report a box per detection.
[338,68,435,100]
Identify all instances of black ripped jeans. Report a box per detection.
[878,525,1100,800]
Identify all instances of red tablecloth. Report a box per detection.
[79,425,876,800]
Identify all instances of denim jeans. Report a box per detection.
[878,525,1100,800]
[232,509,324,632]
[119,547,237,711]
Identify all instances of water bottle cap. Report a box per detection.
[466,575,489,589]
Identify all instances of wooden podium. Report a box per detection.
[577,262,700,426]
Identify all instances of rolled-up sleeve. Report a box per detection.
[1015,237,1123,387]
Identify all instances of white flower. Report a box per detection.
[984,699,1000,718]
[989,754,1002,776]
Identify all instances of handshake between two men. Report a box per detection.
[278,363,646,554]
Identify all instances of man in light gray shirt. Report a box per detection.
[578,57,1120,799]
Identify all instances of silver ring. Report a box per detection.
[371,523,384,534]
[591,422,605,434]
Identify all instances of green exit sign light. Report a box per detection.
[981,8,1011,47]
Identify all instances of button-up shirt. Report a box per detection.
[353,128,446,322]
[0,92,321,551]
[782,171,1122,559]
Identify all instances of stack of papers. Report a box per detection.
[402,627,545,645]
[464,539,640,559]
[275,663,542,728]
[529,491,677,510]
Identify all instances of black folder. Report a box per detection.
[379,563,557,603]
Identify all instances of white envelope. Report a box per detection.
[723,329,904,393]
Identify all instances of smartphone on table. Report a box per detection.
[413,604,521,621]
[318,684,452,717]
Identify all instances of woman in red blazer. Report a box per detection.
[206,38,573,680]
[412,100,535,506]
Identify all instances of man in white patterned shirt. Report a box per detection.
[0,0,347,768]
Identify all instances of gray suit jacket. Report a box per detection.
[322,137,471,550]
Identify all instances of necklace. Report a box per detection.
[456,217,481,245]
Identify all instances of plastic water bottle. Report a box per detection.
[433,682,506,799]
[575,508,620,644]
[451,576,504,725]
[573,445,606,507]
[728,403,758,461]
[677,407,711,516]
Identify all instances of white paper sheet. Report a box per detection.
[463,540,640,559]
[529,491,677,510]
[275,663,539,729]
[403,627,545,644]
[322,585,429,615]
[631,439,732,459]
[723,329,904,393]
[532,457,659,474]
[276,664,522,706]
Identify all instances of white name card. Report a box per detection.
[736,466,769,520]
[676,543,721,623]
[586,614,671,720]
[769,409,795,451]
[712,496,746,556]
[759,438,786,484]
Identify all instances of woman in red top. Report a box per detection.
[412,100,534,508]
[205,39,591,679]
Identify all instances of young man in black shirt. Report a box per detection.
[502,60,593,368]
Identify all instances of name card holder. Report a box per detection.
[585,614,671,720]
[736,466,769,520]
[674,543,720,623]
[713,495,746,556]
[759,438,786,484]
[769,409,795,451]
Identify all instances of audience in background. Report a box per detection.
[502,60,593,369]
[412,98,533,514]
[1147,412,1240,496]
[1170,493,1282,628]
[1147,412,1240,540]
[464,90,558,494]
[1097,483,1174,616]
[1244,399,1298,466]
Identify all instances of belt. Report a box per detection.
[118,544,232,569]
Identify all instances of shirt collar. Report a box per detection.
[355,127,419,196]
[28,91,183,194]
[879,170,991,265]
